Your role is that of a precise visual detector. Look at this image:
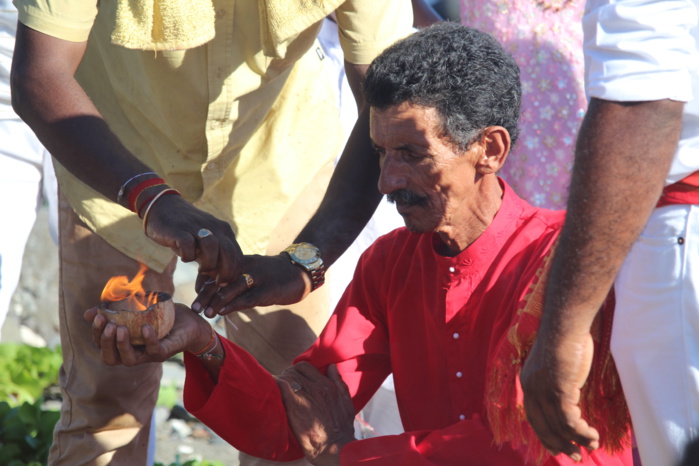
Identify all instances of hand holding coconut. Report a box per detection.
[85,303,213,367]
[86,263,221,369]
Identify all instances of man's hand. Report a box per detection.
[521,98,684,461]
[192,254,311,317]
[84,304,211,366]
[520,330,599,461]
[144,194,245,287]
[276,362,356,466]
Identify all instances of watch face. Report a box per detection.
[293,244,319,264]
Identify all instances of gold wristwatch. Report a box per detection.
[282,242,325,291]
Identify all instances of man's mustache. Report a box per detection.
[387,189,427,206]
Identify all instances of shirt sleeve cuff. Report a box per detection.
[583,0,698,102]
[16,4,95,42]
[183,335,305,462]
[336,0,413,65]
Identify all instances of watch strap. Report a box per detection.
[282,243,326,291]
[309,264,326,291]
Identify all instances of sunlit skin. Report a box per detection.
[370,102,511,256]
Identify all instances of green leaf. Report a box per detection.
[24,434,40,450]
[0,346,62,465]
[38,410,60,439]
[0,401,12,419]
[0,344,62,406]
[0,343,19,360]
[157,381,179,409]
[18,401,39,425]
[0,443,21,463]
[4,415,30,442]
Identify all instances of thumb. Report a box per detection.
[84,306,99,323]
[328,364,351,397]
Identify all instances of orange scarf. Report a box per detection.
[486,239,631,465]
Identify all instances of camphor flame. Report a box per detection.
[100,263,158,311]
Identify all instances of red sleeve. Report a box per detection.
[340,414,526,465]
[183,336,631,466]
[183,337,305,462]
[181,239,394,461]
[295,239,394,413]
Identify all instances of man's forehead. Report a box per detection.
[369,103,441,143]
[370,103,440,122]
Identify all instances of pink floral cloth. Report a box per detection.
[462,0,586,210]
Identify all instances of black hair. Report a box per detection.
[364,22,521,151]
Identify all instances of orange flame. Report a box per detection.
[100,264,158,311]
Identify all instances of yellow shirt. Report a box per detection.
[14,0,412,271]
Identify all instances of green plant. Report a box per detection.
[0,398,60,465]
[0,343,62,465]
[0,343,62,405]
[157,380,179,410]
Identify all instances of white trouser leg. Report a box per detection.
[0,119,45,337]
[612,204,699,466]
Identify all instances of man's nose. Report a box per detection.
[378,155,407,195]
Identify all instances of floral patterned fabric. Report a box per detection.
[462,0,586,209]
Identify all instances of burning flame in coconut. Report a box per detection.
[100,264,158,310]
[98,264,174,344]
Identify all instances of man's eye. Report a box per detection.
[403,151,423,161]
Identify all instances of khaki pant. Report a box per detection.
[49,163,333,465]
[48,191,176,465]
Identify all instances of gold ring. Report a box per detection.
[242,273,254,288]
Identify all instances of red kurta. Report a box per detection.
[184,182,632,465]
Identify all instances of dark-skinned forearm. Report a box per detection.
[11,23,154,203]
[295,105,383,267]
[295,62,381,266]
[539,98,684,339]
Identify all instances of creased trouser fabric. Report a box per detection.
[49,189,176,466]
[612,204,699,466]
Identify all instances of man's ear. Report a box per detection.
[475,126,510,175]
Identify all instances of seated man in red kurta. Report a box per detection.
[87,23,632,465]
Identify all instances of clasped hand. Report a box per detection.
[143,194,310,316]
[192,253,312,317]
[276,362,357,466]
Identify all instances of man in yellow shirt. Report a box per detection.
[10,0,412,464]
